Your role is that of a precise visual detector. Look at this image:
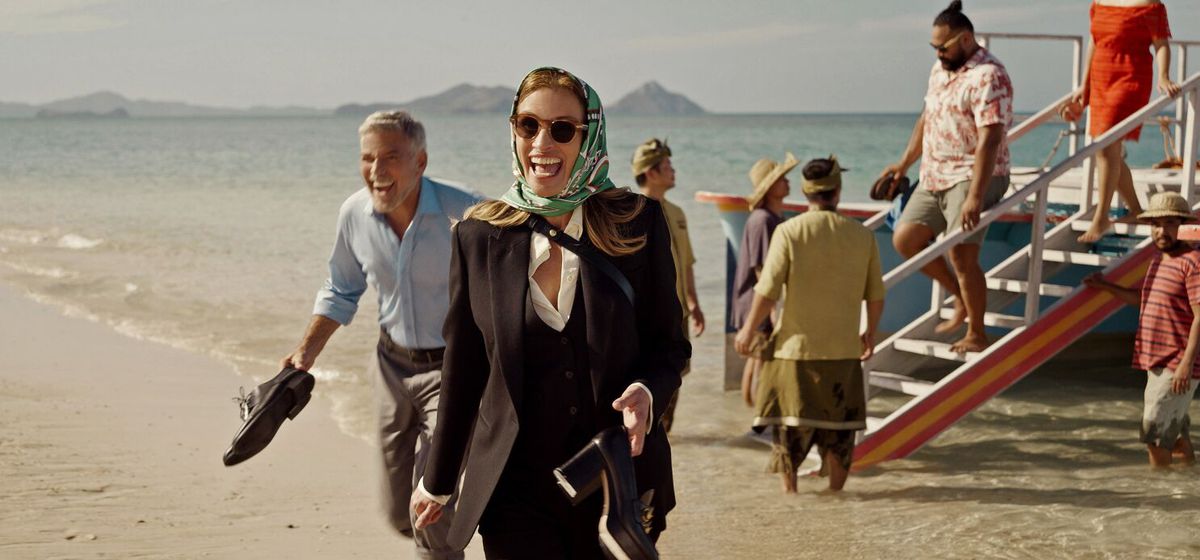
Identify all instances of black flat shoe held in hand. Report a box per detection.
[222,366,314,467]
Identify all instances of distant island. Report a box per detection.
[609,81,705,116]
[337,81,706,117]
[36,107,130,119]
[1,81,706,119]
[0,91,326,119]
[335,83,516,117]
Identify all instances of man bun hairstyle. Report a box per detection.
[802,158,834,181]
[934,0,974,33]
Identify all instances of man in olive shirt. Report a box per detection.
[633,138,704,432]
[734,156,885,492]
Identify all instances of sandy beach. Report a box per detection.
[4,281,1200,559]
[0,283,484,559]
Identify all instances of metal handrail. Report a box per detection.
[882,72,1200,294]
[978,32,1082,42]
[1173,40,1198,157]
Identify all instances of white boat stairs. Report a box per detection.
[851,33,1200,470]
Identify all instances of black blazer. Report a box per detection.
[424,194,690,550]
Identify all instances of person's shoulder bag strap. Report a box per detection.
[527,216,635,307]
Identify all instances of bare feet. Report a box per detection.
[949,331,989,354]
[935,299,967,334]
[1172,437,1195,465]
[1077,218,1112,244]
[1148,444,1173,468]
[781,470,798,494]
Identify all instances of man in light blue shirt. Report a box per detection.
[282,110,482,560]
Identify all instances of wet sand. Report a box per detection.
[660,324,1200,559]
[0,284,484,559]
[4,281,1199,559]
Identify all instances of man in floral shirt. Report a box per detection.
[878,0,1013,353]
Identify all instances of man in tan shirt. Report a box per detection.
[633,138,704,432]
[734,156,885,492]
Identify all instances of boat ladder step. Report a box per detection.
[868,371,935,397]
[986,278,1074,297]
[893,338,981,362]
[865,415,887,432]
[1068,221,1150,236]
[1041,250,1115,266]
[937,308,1025,329]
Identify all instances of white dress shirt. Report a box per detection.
[418,208,652,506]
[527,208,585,331]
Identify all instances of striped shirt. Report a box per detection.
[1134,248,1200,374]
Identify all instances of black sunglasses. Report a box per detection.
[511,113,588,144]
[930,32,964,54]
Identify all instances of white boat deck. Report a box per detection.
[1012,165,1198,208]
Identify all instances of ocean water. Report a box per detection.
[1,114,1196,557]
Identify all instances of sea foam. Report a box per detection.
[56,234,104,250]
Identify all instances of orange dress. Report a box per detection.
[1087,2,1172,141]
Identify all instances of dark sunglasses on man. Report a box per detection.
[511,113,588,144]
[930,31,964,54]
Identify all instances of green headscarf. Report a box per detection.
[500,67,615,217]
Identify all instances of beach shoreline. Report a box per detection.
[0,282,484,559]
[5,280,1200,559]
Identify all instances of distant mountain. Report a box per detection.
[3,91,325,118]
[0,101,37,118]
[609,81,705,116]
[1,80,704,120]
[335,83,516,117]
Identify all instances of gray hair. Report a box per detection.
[358,110,426,152]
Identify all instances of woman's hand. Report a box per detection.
[612,385,651,456]
[1059,87,1086,122]
[411,494,444,530]
[1158,78,1181,98]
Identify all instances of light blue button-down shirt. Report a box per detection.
[314,176,484,349]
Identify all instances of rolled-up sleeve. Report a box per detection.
[313,212,365,325]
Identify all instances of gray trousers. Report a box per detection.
[374,332,462,560]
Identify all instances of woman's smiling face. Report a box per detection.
[513,87,586,198]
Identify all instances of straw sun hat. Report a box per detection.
[631,138,671,177]
[747,152,799,209]
[1138,192,1197,222]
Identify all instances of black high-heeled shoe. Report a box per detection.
[554,427,659,560]
[222,366,314,467]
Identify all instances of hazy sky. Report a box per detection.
[3,0,1197,112]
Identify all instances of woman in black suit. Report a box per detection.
[410,67,689,559]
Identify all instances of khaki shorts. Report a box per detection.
[1141,367,1198,448]
[897,176,1010,245]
